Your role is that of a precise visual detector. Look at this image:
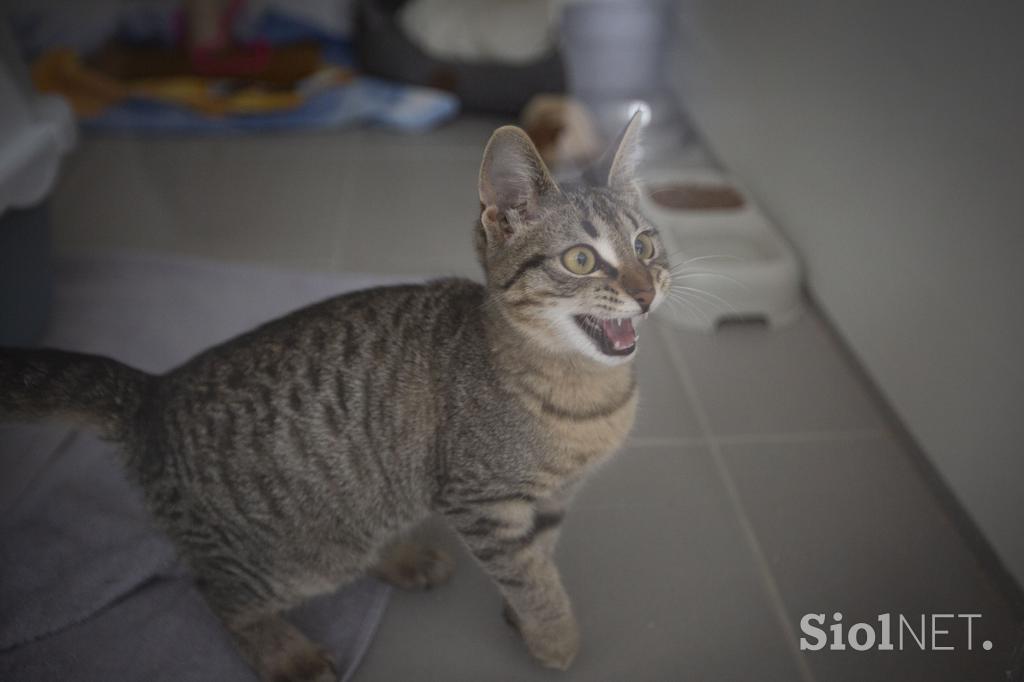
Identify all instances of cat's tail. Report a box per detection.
[0,347,155,442]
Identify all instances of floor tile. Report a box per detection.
[338,153,483,278]
[722,436,1022,682]
[356,115,504,157]
[631,327,703,441]
[341,116,498,277]
[53,132,360,272]
[664,311,887,436]
[356,444,804,682]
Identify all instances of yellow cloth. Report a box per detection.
[32,49,306,118]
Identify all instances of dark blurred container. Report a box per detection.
[0,205,53,345]
[1,22,75,345]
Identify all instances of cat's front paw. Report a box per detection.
[266,646,336,682]
[372,543,455,591]
[518,611,580,671]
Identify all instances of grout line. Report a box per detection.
[626,436,708,448]
[655,323,817,682]
[628,430,888,451]
[713,429,888,446]
[572,502,676,512]
[331,133,362,275]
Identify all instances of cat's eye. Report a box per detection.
[562,246,598,275]
[634,232,655,260]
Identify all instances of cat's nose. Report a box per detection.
[621,267,655,313]
[627,287,654,313]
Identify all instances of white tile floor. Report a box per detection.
[50,117,1022,681]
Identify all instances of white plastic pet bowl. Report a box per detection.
[639,167,803,331]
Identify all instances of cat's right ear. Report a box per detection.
[479,126,558,242]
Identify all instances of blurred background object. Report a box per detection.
[560,0,691,163]
[13,0,459,132]
[354,0,565,115]
[399,0,556,65]
[638,165,804,330]
[520,93,600,168]
[0,18,75,345]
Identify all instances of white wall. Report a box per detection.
[667,0,1024,582]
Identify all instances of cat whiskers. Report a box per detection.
[663,290,712,326]
[668,285,737,314]
[668,269,750,291]
[666,252,746,269]
[662,252,751,288]
[663,263,744,322]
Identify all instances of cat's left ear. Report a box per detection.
[479,126,559,241]
[584,111,644,203]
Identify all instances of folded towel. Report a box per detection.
[0,427,179,651]
[0,252,407,679]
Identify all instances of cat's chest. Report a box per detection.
[542,393,637,469]
[518,374,639,477]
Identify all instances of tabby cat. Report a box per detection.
[0,113,670,680]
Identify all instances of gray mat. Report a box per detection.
[0,251,411,681]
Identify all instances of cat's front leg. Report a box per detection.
[533,481,579,559]
[445,499,579,670]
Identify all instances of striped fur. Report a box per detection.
[0,116,669,679]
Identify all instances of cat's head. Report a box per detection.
[475,114,671,366]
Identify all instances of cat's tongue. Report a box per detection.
[601,317,636,350]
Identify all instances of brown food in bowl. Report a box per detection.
[649,183,745,210]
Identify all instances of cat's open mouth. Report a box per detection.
[574,315,641,356]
